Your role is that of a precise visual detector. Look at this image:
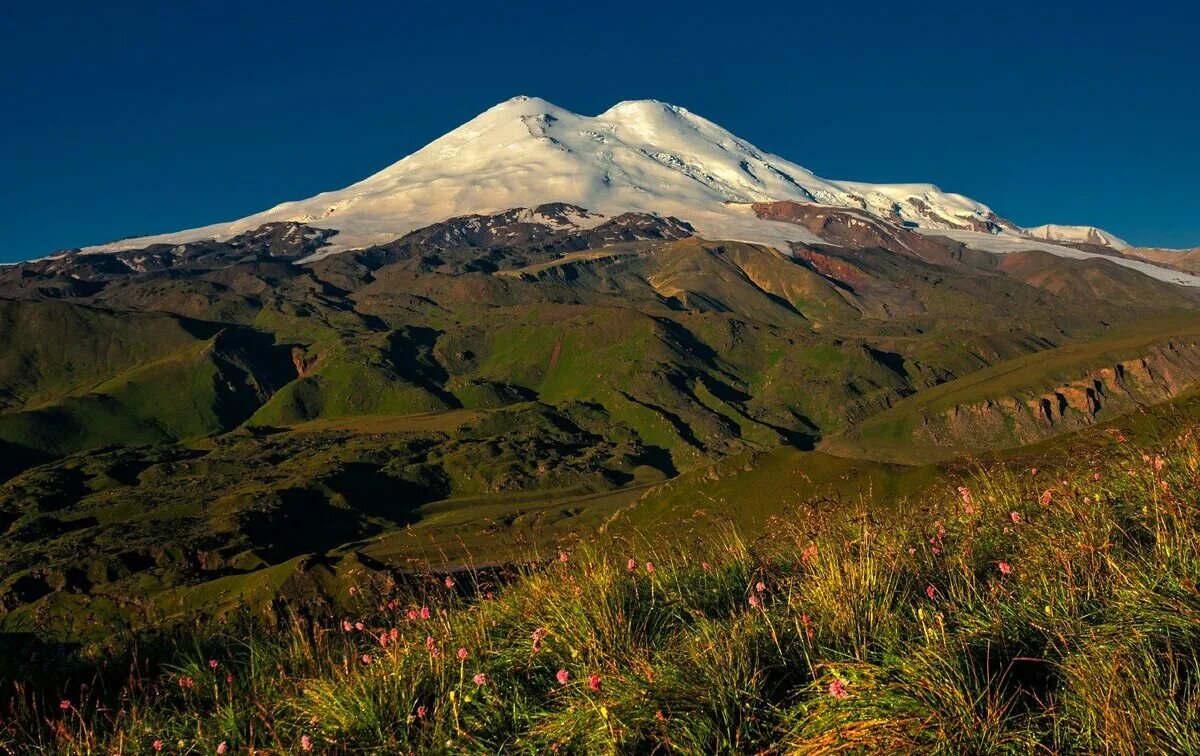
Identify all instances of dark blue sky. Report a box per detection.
[3,0,1197,261]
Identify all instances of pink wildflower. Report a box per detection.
[59,700,70,711]
[379,632,389,647]
[420,606,431,620]
[627,558,637,573]
[390,627,399,642]
[755,581,766,593]
[926,585,937,600]
[348,586,357,595]
[1031,467,1038,476]
[444,576,456,589]
[457,647,468,661]
[153,740,163,752]
[645,561,655,574]
[301,734,314,751]
[998,561,1012,575]
[473,672,487,685]
[748,594,761,608]
[1154,456,1165,472]
[216,742,227,755]
[361,654,372,664]
[354,621,364,632]
[1010,511,1021,523]
[1040,490,1053,506]
[558,551,569,563]
[407,609,418,621]
[416,705,427,720]
[208,659,218,669]
[556,668,569,685]
[701,561,711,571]
[802,544,818,564]
[828,678,849,699]
[342,619,353,632]
[587,674,602,692]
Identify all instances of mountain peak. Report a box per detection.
[602,99,681,116]
[83,96,1160,279]
[1025,224,1130,250]
[488,95,566,114]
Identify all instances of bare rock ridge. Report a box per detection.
[915,339,1200,449]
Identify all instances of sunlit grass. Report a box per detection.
[4,429,1200,753]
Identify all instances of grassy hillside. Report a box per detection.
[828,314,1200,462]
[3,408,1198,753]
[0,328,292,457]
[0,299,213,412]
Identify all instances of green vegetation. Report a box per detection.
[0,401,672,640]
[4,419,1198,753]
[4,222,1200,752]
[831,315,1200,462]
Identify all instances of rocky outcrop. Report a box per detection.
[914,340,1200,449]
[0,222,338,299]
[355,204,693,273]
[790,248,868,285]
[750,201,959,263]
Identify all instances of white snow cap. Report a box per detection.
[80,96,1195,285]
[83,96,1007,253]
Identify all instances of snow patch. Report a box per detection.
[921,229,1200,286]
[1024,224,1131,250]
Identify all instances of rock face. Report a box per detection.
[0,208,693,296]
[750,200,963,263]
[913,340,1200,449]
[353,203,694,273]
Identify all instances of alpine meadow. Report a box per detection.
[3,4,1200,752]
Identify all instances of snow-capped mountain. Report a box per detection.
[1025,224,1130,250]
[86,96,1015,255]
[79,96,1196,285]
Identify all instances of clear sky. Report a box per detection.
[3,0,1197,261]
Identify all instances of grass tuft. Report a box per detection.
[4,431,1200,753]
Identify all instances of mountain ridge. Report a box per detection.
[71,96,1165,266]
